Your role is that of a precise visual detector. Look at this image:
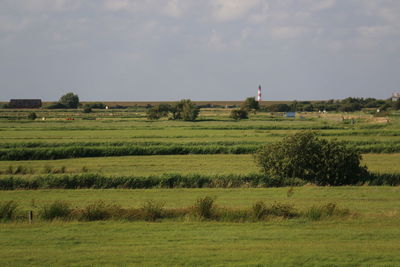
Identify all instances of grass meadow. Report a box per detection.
[1,108,400,266]
[1,153,400,176]
[1,187,399,266]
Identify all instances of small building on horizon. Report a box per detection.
[9,99,42,108]
[392,93,400,102]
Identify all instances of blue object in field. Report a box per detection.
[285,112,296,118]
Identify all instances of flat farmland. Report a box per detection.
[1,187,400,266]
[1,109,400,266]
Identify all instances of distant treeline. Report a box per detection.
[262,97,400,113]
[2,97,399,113]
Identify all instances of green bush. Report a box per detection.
[267,202,298,218]
[241,97,260,113]
[230,109,248,120]
[80,201,111,221]
[140,200,165,221]
[304,203,349,221]
[146,107,162,120]
[40,201,71,220]
[0,201,18,221]
[170,99,200,121]
[59,92,79,109]
[251,201,298,219]
[193,196,216,219]
[254,131,368,185]
[251,201,267,220]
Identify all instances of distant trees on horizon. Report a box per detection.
[147,99,200,121]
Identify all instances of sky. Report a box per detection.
[0,0,399,101]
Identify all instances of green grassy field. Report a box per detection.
[1,187,399,266]
[1,187,399,212]
[1,109,400,266]
[1,153,400,177]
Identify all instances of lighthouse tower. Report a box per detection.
[257,85,262,102]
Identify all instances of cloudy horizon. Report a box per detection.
[1,0,399,101]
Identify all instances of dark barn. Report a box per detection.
[9,99,42,108]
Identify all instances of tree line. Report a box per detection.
[263,97,400,113]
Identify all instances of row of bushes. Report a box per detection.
[1,143,400,161]
[0,173,305,190]
[0,145,258,160]
[0,165,88,175]
[0,198,350,223]
[0,172,398,190]
[0,140,262,149]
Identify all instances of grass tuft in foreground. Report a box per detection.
[1,199,352,223]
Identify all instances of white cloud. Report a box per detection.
[270,26,309,40]
[308,0,335,11]
[207,30,226,50]
[102,0,188,18]
[103,0,130,11]
[0,16,31,33]
[13,0,81,12]
[211,0,262,22]
[163,0,183,18]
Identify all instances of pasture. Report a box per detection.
[0,107,399,266]
[1,187,400,266]
[1,153,400,177]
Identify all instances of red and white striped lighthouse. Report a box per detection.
[257,85,262,102]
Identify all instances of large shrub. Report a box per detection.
[170,99,200,121]
[254,131,368,185]
[59,92,80,109]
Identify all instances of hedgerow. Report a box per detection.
[1,142,400,160]
[0,173,305,190]
[0,172,398,190]
[0,199,351,223]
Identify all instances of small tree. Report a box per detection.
[230,109,248,120]
[181,99,200,121]
[241,97,260,114]
[146,104,171,120]
[170,99,199,121]
[170,102,183,120]
[27,112,37,120]
[254,131,368,185]
[59,92,79,109]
